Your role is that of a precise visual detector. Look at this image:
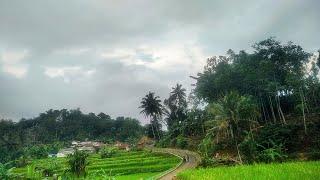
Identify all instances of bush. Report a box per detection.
[13,155,31,168]
[67,150,89,177]
[239,132,258,163]
[255,124,297,153]
[307,149,320,160]
[47,142,64,154]
[0,163,10,180]
[257,140,288,163]
[156,136,171,148]
[99,146,117,159]
[34,160,62,177]
[26,164,42,179]
[198,136,217,157]
[24,145,49,159]
[176,135,188,149]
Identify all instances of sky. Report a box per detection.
[0,0,319,123]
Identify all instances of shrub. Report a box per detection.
[14,155,30,168]
[0,163,10,180]
[36,160,62,177]
[307,149,320,160]
[67,150,89,177]
[239,132,258,163]
[47,142,64,154]
[257,140,288,163]
[26,164,42,179]
[156,135,171,148]
[24,145,49,159]
[176,135,188,149]
[100,147,118,158]
[198,136,217,157]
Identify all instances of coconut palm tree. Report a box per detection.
[205,91,260,163]
[164,84,187,135]
[139,92,163,140]
[169,84,187,109]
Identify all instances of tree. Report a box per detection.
[164,84,188,136]
[205,92,260,163]
[317,50,320,68]
[139,92,163,140]
[67,150,89,178]
[194,38,311,125]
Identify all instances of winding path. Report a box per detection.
[150,148,201,180]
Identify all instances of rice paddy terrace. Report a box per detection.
[11,150,181,179]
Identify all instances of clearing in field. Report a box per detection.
[11,150,181,179]
[177,161,320,180]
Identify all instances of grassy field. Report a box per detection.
[177,161,320,180]
[11,150,181,179]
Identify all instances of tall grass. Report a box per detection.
[178,161,320,180]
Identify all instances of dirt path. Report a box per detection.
[150,148,201,180]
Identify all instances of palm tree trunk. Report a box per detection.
[151,122,156,139]
[300,89,307,134]
[261,100,267,123]
[276,95,286,124]
[236,140,243,164]
[268,96,277,123]
[156,125,161,140]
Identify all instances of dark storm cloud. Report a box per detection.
[0,0,319,122]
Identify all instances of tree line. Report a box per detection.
[140,38,320,164]
[0,109,144,163]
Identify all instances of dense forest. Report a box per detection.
[0,109,144,163]
[140,38,320,165]
[1,38,320,168]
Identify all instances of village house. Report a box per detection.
[55,141,105,157]
[114,141,131,151]
[137,136,155,149]
[57,148,74,158]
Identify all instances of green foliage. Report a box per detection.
[140,92,163,140]
[178,161,320,180]
[100,146,118,158]
[239,132,258,163]
[0,109,145,164]
[308,150,320,160]
[164,84,188,136]
[67,150,89,177]
[13,155,31,168]
[176,135,188,149]
[26,164,42,179]
[198,136,216,157]
[24,145,49,159]
[11,151,180,179]
[0,163,11,180]
[257,140,288,163]
[199,156,237,168]
[156,135,171,148]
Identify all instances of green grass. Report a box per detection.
[11,150,181,179]
[177,161,320,180]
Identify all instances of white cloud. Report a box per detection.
[0,50,29,78]
[53,48,91,55]
[1,0,319,121]
[44,66,96,83]
[100,42,208,73]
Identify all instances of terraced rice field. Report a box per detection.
[177,161,320,180]
[11,150,181,179]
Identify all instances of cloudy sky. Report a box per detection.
[0,0,319,123]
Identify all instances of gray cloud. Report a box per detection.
[0,0,319,123]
